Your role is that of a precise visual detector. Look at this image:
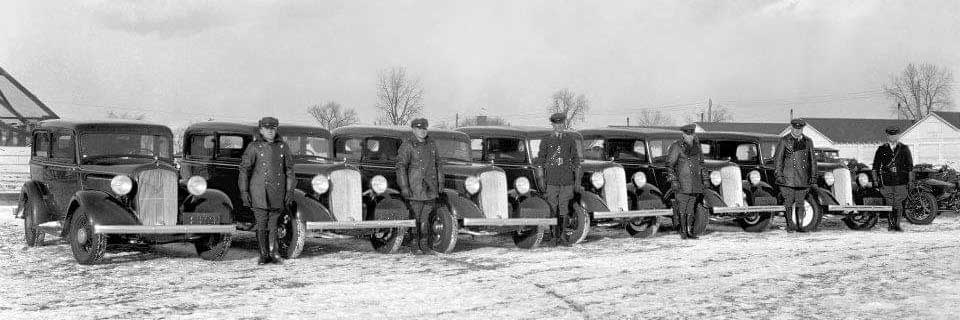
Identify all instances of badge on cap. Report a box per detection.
[258,117,279,128]
[680,124,696,134]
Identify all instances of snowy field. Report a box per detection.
[2,207,959,320]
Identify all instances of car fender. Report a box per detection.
[440,189,478,219]
[18,180,53,221]
[289,189,334,222]
[703,189,727,207]
[811,186,839,206]
[579,191,609,213]
[69,190,139,230]
[182,188,234,223]
[513,195,551,219]
[368,194,407,221]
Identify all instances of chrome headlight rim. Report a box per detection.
[632,172,647,188]
[709,171,722,186]
[748,170,761,186]
[311,174,330,194]
[371,175,388,194]
[465,176,481,195]
[590,172,605,189]
[857,173,871,188]
[515,177,531,195]
[186,176,207,196]
[823,172,835,186]
[111,175,133,196]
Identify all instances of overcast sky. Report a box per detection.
[2,0,959,128]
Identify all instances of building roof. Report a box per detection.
[800,118,915,144]
[693,122,788,135]
[0,66,59,128]
[931,111,960,131]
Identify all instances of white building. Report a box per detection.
[899,111,960,168]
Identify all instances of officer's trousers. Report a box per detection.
[780,186,809,231]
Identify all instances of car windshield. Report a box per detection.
[435,138,471,161]
[486,137,529,163]
[648,139,671,162]
[283,135,330,161]
[703,140,760,164]
[584,138,647,162]
[80,133,172,164]
[761,141,778,161]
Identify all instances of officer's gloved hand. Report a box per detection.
[669,180,680,192]
[285,193,294,206]
[241,192,251,208]
[400,189,411,199]
[808,177,818,187]
[776,177,786,186]
[701,179,712,189]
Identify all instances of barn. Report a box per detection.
[899,111,960,168]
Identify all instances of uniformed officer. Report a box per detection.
[665,124,708,239]
[872,126,913,232]
[774,118,817,232]
[397,118,445,253]
[535,112,582,245]
[239,117,295,265]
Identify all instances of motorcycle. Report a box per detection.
[904,165,953,225]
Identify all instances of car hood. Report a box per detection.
[293,162,358,176]
[442,160,503,177]
[82,163,178,176]
[581,159,620,173]
[702,159,736,169]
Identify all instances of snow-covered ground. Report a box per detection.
[2,208,959,319]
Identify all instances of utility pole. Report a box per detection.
[626,117,630,126]
[707,98,713,122]
[455,113,459,128]
[700,112,704,122]
[790,108,794,120]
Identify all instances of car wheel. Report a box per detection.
[69,209,106,265]
[427,206,458,254]
[513,226,545,249]
[738,212,772,232]
[904,191,938,225]
[22,196,45,247]
[194,233,233,261]
[797,197,823,232]
[842,211,878,230]
[277,210,305,259]
[370,227,407,254]
[624,217,659,238]
[560,203,590,245]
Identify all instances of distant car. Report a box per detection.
[457,126,652,243]
[178,122,415,257]
[332,126,555,251]
[16,120,235,264]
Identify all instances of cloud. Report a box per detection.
[85,0,238,37]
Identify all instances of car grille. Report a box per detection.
[602,167,629,212]
[479,171,508,219]
[831,168,854,205]
[719,165,746,207]
[329,169,363,221]
[136,169,178,226]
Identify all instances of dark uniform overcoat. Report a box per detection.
[239,137,296,210]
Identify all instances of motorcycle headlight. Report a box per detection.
[371,175,388,194]
[465,176,481,195]
[187,176,207,196]
[515,177,530,195]
[823,172,835,186]
[632,172,647,188]
[710,171,722,186]
[857,173,871,188]
[111,175,133,195]
[590,172,605,189]
[312,174,330,194]
[748,170,761,186]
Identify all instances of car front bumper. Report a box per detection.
[94,224,236,234]
[712,205,785,215]
[827,205,892,213]
[592,209,674,219]
[305,220,416,230]
[461,218,556,226]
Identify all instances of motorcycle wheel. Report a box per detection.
[904,191,938,225]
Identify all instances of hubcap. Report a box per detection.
[431,216,443,244]
[801,201,815,226]
[744,213,760,224]
[76,226,88,244]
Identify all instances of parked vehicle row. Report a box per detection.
[17,119,939,264]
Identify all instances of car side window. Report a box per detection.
[188,134,215,159]
[470,139,484,161]
[648,139,665,162]
[334,137,363,161]
[365,137,400,162]
[33,132,50,158]
[50,133,76,163]
[218,135,247,159]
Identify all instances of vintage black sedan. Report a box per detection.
[179,122,414,257]
[332,126,555,251]
[16,120,235,264]
[457,126,654,243]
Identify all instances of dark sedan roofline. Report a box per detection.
[38,119,172,136]
[332,125,469,142]
[185,121,330,138]
[457,126,583,139]
[579,127,678,138]
[697,131,780,141]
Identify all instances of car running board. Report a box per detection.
[305,220,416,230]
[712,205,786,214]
[461,218,557,226]
[827,205,893,212]
[593,209,674,219]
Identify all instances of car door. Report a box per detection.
[46,130,80,220]
[362,136,402,191]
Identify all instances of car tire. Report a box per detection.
[194,233,232,261]
[624,217,659,238]
[69,209,106,265]
[513,226,545,249]
[560,203,590,245]
[842,212,879,230]
[428,207,458,254]
[370,227,406,254]
[22,196,45,247]
[277,210,306,259]
[797,197,823,232]
[691,203,710,236]
[738,212,772,232]
[904,191,938,225]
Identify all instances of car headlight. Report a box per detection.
[465,176,481,195]
[111,175,133,195]
[823,172,835,186]
[371,175,388,194]
[187,176,207,196]
[312,174,330,194]
[748,170,761,186]
[710,171,722,186]
[590,172,605,189]
[857,173,871,188]
[632,172,647,188]
[515,177,530,195]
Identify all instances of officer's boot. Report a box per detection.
[257,229,271,265]
[674,210,688,239]
[888,209,903,232]
[268,233,285,264]
[685,211,698,239]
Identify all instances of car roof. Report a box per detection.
[697,131,780,142]
[332,125,469,142]
[185,121,330,138]
[457,126,583,139]
[37,119,172,136]
[579,127,678,138]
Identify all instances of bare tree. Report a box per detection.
[684,99,733,123]
[632,110,674,126]
[883,62,954,120]
[375,67,424,125]
[547,89,590,130]
[307,101,359,130]
[107,111,146,120]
